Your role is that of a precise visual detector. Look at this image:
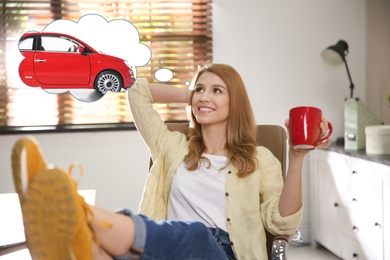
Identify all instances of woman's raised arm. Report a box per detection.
[278,117,331,217]
[149,83,189,104]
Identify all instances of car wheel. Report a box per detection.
[95,70,123,94]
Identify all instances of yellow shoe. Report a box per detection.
[22,167,94,260]
[11,136,48,204]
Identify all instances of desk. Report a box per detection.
[0,190,96,259]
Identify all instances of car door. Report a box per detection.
[18,35,38,86]
[34,35,91,87]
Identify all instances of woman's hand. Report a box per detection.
[317,116,332,149]
[285,116,332,158]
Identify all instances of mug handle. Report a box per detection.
[318,122,333,144]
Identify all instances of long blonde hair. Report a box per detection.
[184,63,258,177]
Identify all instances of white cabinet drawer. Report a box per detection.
[340,207,383,254]
[340,233,365,260]
[310,150,388,260]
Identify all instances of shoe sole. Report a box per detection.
[22,168,77,260]
[12,136,47,203]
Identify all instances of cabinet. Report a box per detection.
[383,174,390,260]
[310,150,390,260]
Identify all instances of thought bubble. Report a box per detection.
[44,14,151,69]
[18,14,152,102]
[155,68,174,82]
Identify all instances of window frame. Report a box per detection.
[0,0,213,132]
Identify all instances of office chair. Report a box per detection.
[154,122,301,260]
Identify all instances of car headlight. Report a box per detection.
[124,60,132,68]
[124,60,135,77]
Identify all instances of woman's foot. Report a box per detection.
[11,136,48,203]
[11,137,96,259]
[22,167,95,260]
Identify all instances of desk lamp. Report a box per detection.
[322,40,382,150]
[322,40,355,98]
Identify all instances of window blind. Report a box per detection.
[0,0,213,127]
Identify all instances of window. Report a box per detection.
[0,0,213,127]
[18,37,34,51]
[40,36,74,52]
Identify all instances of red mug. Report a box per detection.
[289,106,333,150]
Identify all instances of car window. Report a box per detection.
[41,36,76,52]
[19,37,34,51]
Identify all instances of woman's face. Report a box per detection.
[191,71,230,127]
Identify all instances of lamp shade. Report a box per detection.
[321,40,349,65]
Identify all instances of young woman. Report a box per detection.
[11,63,331,260]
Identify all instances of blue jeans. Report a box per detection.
[208,228,236,260]
[114,209,228,260]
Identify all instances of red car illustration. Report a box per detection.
[18,31,135,94]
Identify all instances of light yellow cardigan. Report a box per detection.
[128,79,302,260]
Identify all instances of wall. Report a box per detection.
[367,1,390,124]
[0,131,149,212]
[0,0,367,245]
[213,0,366,243]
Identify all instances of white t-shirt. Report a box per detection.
[167,153,230,232]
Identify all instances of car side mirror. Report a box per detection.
[78,46,86,55]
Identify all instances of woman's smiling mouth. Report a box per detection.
[198,106,215,113]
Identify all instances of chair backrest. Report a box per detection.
[162,123,287,179]
[254,125,287,259]
[256,125,287,180]
[153,122,288,260]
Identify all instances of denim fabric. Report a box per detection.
[114,208,147,258]
[114,208,228,260]
[208,228,236,260]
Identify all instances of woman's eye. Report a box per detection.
[195,87,203,92]
[214,88,222,93]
